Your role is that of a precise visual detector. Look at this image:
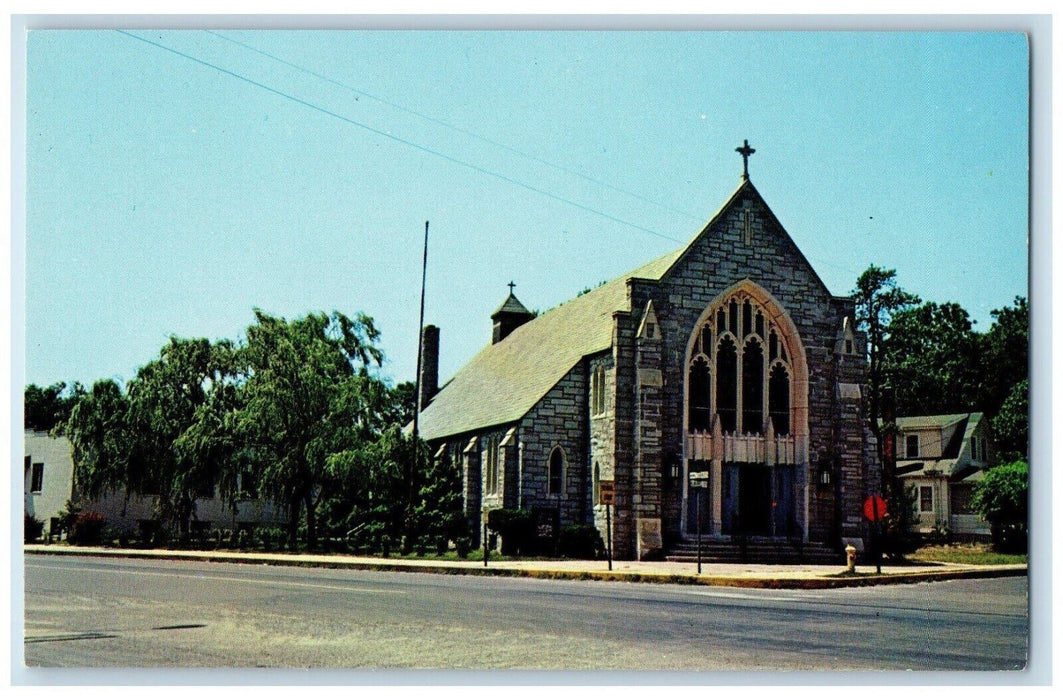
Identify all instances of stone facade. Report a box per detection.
[421,175,876,560]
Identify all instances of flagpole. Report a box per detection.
[410,221,429,542]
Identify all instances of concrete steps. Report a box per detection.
[665,537,840,565]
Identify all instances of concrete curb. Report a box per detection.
[23,545,1027,590]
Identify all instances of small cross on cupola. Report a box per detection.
[736,139,756,180]
[508,281,516,294]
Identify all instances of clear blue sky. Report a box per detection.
[24,30,1029,390]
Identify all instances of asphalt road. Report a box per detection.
[22,554,1028,672]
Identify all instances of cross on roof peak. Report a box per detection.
[736,139,756,180]
[507,281,516,294]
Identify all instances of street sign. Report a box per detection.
[689,470,710,486]
[599,480,615,505]
[863,494,888,522]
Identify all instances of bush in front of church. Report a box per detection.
[487,508,535,556]
[557,524,604,560]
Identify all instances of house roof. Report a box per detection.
[416,246,684,440]
[894,413,971,430]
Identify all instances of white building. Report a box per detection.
[24,430,286,539]
[894,413,993,540]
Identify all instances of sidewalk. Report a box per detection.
[23,544,1027,589]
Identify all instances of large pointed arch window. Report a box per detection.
[687,291,794,436]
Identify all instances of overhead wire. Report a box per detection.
[203,29,707,224]
[115,30,685,245]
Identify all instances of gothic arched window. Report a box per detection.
[769,364,790,435]
[548,446,565,496]
[688,356,711,431]
[687,290,796,436]
[715,337,738,433]
[742,339,765,433]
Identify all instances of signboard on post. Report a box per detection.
[689,471,710,487]
[863,494,888,522]
[599,480,615,506]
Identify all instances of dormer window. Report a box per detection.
[906,434,920,458]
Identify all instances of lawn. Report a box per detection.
[908,543,1027,566]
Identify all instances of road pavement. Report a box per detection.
[22,553,1028,672]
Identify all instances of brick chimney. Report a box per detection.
[418,324,440,411]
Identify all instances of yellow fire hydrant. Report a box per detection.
[845,544,857,573]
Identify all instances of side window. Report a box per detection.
[919,485,934,513]
[31,462,45,493]
[906,435,920,459]
[548,446,565,496]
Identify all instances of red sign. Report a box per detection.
[863,494,888,522]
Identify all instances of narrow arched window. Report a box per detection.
[688,356,711,431]
[769,364,790,436]
[592,461,600,505]
[716,337,737,433]
[742,338,764,433]
[548,446,565,496]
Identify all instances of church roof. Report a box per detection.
[491,293,532,318]
[417,247,684,440]
[416,176,820,441]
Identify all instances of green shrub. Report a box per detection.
[24,515,45,543]
[435,536,449,556]
[558,524,603,559]
[487,508,534,556]
[68,511,107,545]
[414,537,427,557]
[380,534,392,558]
[972,460,1028,553]
[455,537,470,559]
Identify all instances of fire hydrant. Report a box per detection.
[845,544,857,573]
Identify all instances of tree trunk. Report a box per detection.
[304,492,317,551]
[287,498,301,550]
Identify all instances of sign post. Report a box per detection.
[863,494,888,574]
[482,507,490,568]
[689,470,710,574]
[599,480,615,571]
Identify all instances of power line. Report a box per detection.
[203,29,707,224]
[115,30,685,245]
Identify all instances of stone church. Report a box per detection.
[415,144,878,561]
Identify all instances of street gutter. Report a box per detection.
[23,545,1027,590]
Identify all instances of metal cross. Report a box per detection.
[736,139,756,179]
[507,281,516,294]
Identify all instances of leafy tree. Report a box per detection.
[851,265,921,443]
[882,301,983,415]
[979,297,1028,415]
[415,440,465,547]
[25,381,85,432]
[971,460,1028,553]
[991,379,1028,462]
[63,379,135,500]
[235,309,383,549]
[62,339,238,537]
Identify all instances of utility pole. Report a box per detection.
[409,221,429,545]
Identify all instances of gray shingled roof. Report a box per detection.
[492,293,532,317]
[417,248,684,440]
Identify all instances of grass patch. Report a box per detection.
[908,543,1026,566]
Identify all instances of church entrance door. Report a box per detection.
[722,463,772,537]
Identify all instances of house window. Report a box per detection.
[688,356,711,431]
[548,446,565,496]
[906,435,920,458]
[919,485,934,513]
[238,470,258,500]
[592,461,600,505]
[30,462,45,493]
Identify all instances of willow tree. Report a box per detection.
[235,309,383,549]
